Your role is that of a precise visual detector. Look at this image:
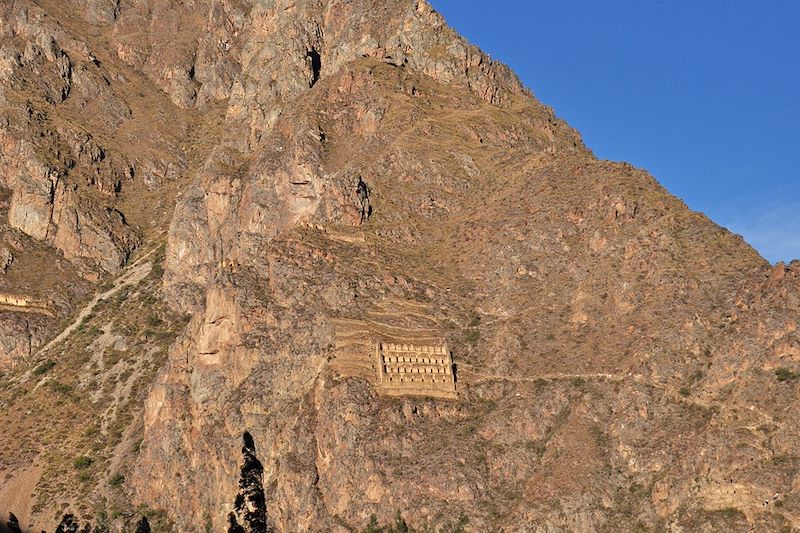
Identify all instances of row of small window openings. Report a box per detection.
[383,356,447,365]
[382,344,447,354]
[383,365,450,375]
[386,376,450,383]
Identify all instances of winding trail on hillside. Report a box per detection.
[458,362,626,383]
[36,248,158,356]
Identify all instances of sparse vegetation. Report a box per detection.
[461,312,481,346]
[33,359,56,376]
[73,456,93,470]
[363,511,468,533]
[710,507,746,520]
[1,3,799,531]
[590,425,610,449]
[463,329,480,345]
[132,438,144,454]
[49,381,73,395]
[150,262,164,279]
[775,367,799,382]
[0,248,190,525]
[525,440,547,458]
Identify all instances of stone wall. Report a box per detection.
[376,342,456,399]
[0,293,54,316]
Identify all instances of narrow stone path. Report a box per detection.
[36,247,158,356]
[458,363,625,383]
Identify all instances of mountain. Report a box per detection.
[1,1,799,531]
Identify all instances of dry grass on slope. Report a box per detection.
[0,244,187,531]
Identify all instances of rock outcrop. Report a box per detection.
[0,3,140,273]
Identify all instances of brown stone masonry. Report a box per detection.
[0,293,55,317]
[376,342,457,399]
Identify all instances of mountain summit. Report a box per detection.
[1,1,798,532]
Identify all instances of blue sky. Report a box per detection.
[430,1,800,263]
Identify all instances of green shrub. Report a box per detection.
[775,368,799,382]
[362,511,467,533]
[689,370,704,383]
[73,456,93,470]
[363,511,409,533]
[109,473,125,487]
[590,426,610,448]
[711,507,745,520]
[33,360,56,376]
[49,381,73,394]
[150,262,164,279]
[463,329,480,345]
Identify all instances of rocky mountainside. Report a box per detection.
[1,1,799,532]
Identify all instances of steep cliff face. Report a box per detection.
[0,0,208,369]
[1,1,799,532]
[157,0,537,311]
[0,1,137,272]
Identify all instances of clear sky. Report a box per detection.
[430,0,800,263]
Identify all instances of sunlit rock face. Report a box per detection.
[1,1,799,533]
